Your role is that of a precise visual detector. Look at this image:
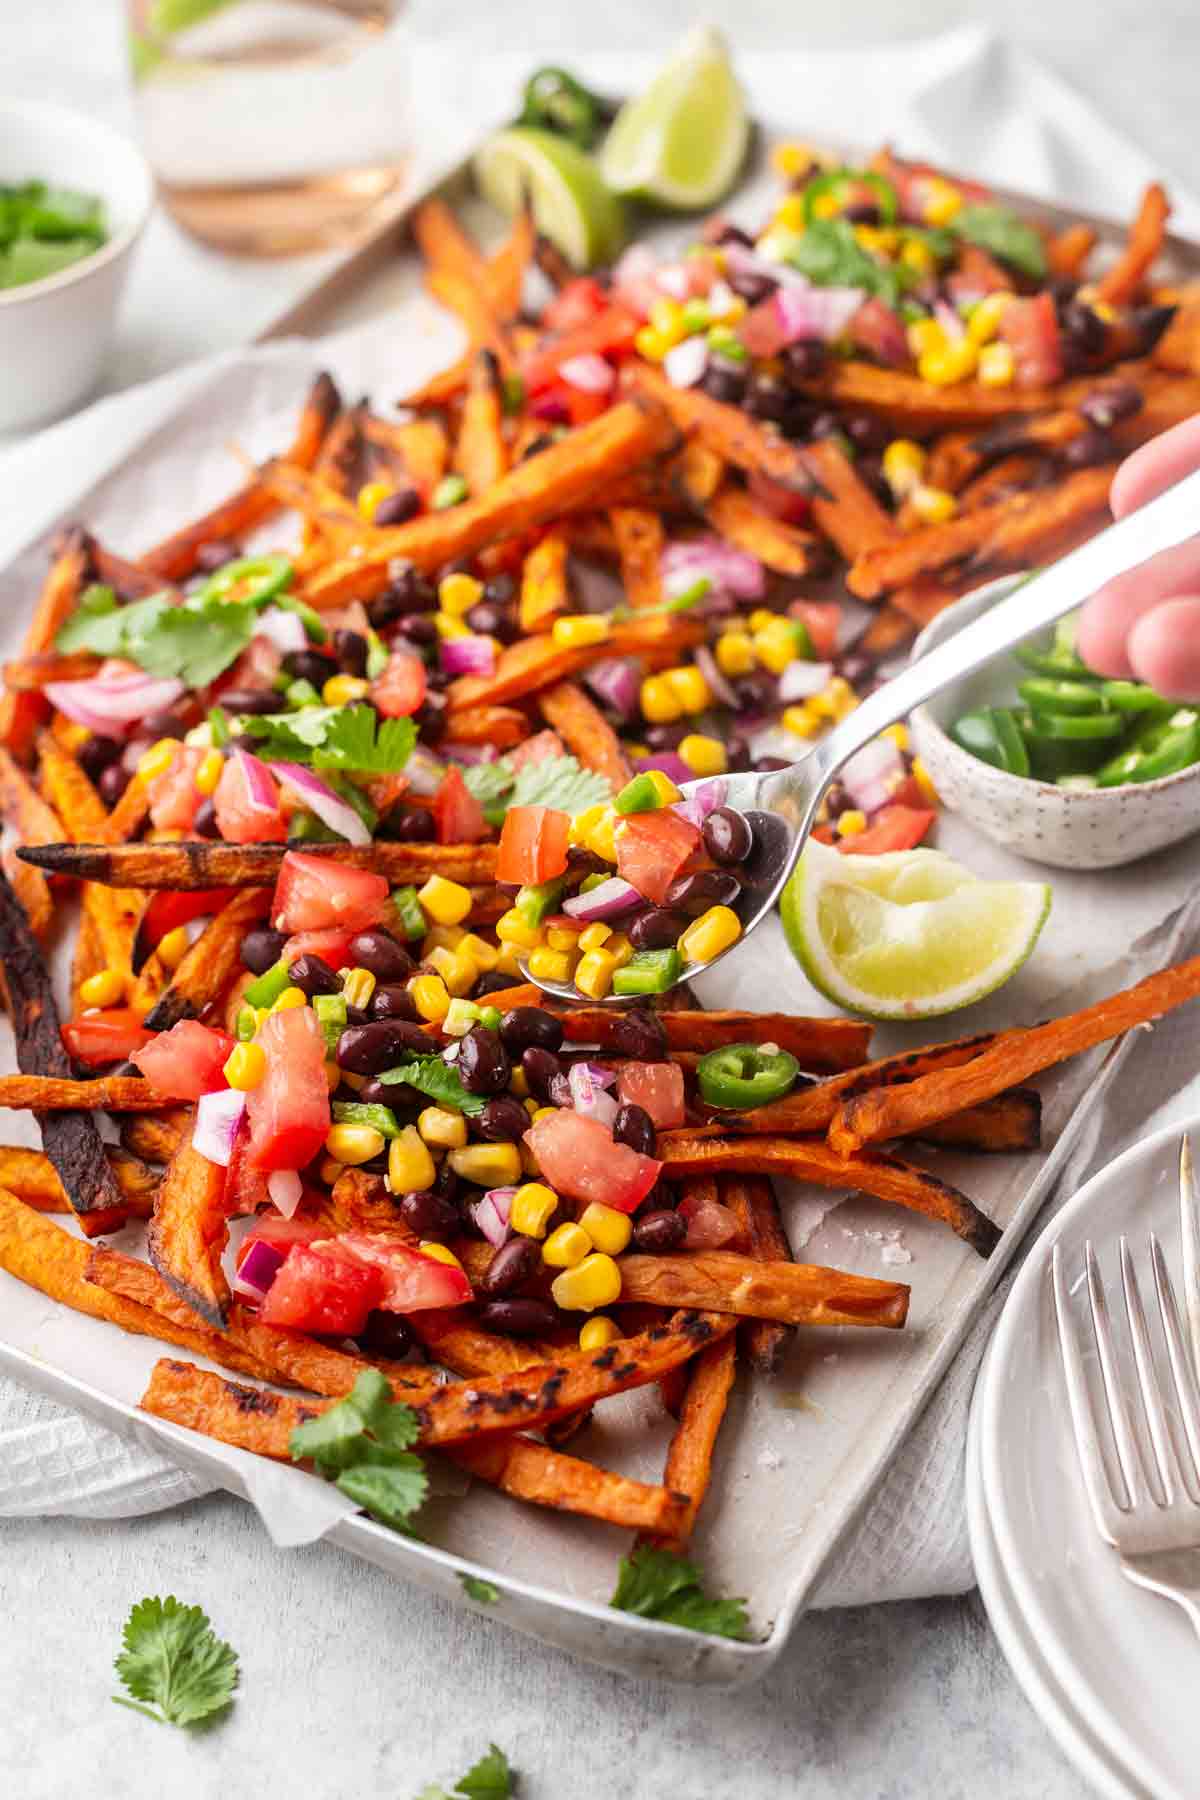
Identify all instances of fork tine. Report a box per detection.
[1180,1135,1200,1375]
[1119,1236,1175,1504]
[1085,1240,1144,1505]
[1150,1232,1200,1497]
[1052,1243,1128,1528]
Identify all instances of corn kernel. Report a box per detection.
[510,1066,530,1099]
[531,1105,557,1125]
[634,325,669,362]
[918,341,979,386]
[577,922,612,953]
[754,616,803,676]
[494,944,524,978]
[782,703,821,739]
[551,1252,623,1312]
[422,926,465,960]
[828,675,858,722]
[325,1122,386,1165]
[542,1221,592,1268]
[324,1057,342,1090]
[578,1202,633,1256]
[837,809,868,837]
[417,1105,468,1149]
[881,438,927,498]
[966,291,1014,345]
[136,738,179,783]
[922,178,963,226]
[911,755,940,806]
[155,926,190,972]
[322,673,371,707]
[574,948,617,1000]
[882,723,910,753]
[977,342,1016,388]
[606,932,633,970]
[357,479,392,522]
[273,985,308,1011]
[643,769,683,806]
[678,733,727,777]
[79,968,126,1007]
[418,1240,465,1270]
[810,190,841,221]
[458,933,499,971]
[341,966,376,1011]
[511,1182,558,1238]
[678,904,742,965]
[906,317,945,359]
[409,974,451,1023]
[900,237,935,276]
[418,873,474,928]
[663,665,711,714]
[194,748,224,796]
[438,572,484,616]
[387,1125,437,1194]
[583,805,618,863]
[554,612,613,651]
[909,483,959,526]
[648,296,686,347]
[639,673,684,725]
[1091,299,1117,325]
[434,611,472,640]
[748,608,776,633]
[495,908,543,950]
[319,1158,345,1184]
[527,946,575,984]
[715,631,755,678]
[253,1007,271,1031]
[771,140,826,178]
[448,1142,523,1187]
[546,923,581,952]
[224,1042,267,1091]
[579,1315,622,1351]
[773,193,807,232]
[426,945,477,997]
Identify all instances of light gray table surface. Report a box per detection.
[4,5,1196,1795]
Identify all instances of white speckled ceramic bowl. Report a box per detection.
[909,577,1200,870]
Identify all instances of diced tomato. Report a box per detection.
[134,888,238,966]
[523,305,640,393]
[337,1232,474,1311]
[147,746,206,833]
[615,809,702,907]
[213,753,287,844]
[617,1061,685,1131]
[280,926,358,969]
[63,1010,154,1069]
[432,765,487,845]
[541,277,609,333]
[737,295,789,359]
[748,471,812,526]
[271,849,389,934]
[219,635,281,696]
[849,297,908,367]
[131,1019,235,1098]
[496,804,570,886]
[524,1111,661,1214]
[244,1004,330,1171]
[839,804,936,855]
[259,1241,384,1334]
[364,771,409,818]
[505,729,564,772]
[948,244,1015,301]
[530,380,609,427]
[225,1120,271,1217]
[889,773,934,811]
[999,292,1063,390]
[236,1215,327,1267]
[788,601,841,661]
[678,1190,740,1250]
[371,649,427,719]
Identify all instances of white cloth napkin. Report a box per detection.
[3,27,1199,1606]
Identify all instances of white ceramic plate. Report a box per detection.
[974,1115,1200,1798]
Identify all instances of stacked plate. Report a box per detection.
[968,1117,1200,1799]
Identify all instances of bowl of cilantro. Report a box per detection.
[0,100,154,432]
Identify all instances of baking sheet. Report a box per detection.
[3,145,1200,1685]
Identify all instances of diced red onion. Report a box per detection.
[404,745,445,796]
[655,262,692,300]
[672,778,728,829]
[635,751,691,786]
[273,761,370,847]
[45,672,185,736]
[192,1088,246,1168]
[440,635,496,679]
[678,1191,740,1250]
[558,353,615,394]
[529,391,570,424]
[661,537,765,602]
[707,278,737,316]
[232,746,282,817]
[664,337,708,389]
[232,1238,286,1303]
[441,742,499,766]
[583,656,640,722]
[840,736,905,815]
[254,609,308,656]
[568,1061,618,1126]
[934,298,967,343]
[562,876,643,922]
[694,643,738,710]
[267,1169,303,1219]
[849,297,909,367]
[472,1186,516,1248]
[777,659,834,704]
[774,281,864,344]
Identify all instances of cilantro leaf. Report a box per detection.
[336,1457,428,1531]
[610,1548,750,1641]
[460,760,515,810]
[289,1374,428,1534]
[508,753,610,815]
[460,1574,500,1605]
[55,585,263,689]
[455,1744,516,1797]
[953,204,1047,280]
[784,217,903,306]
[112,1596,238,1728]
[57,587,169,656]
[243,703,415,776]
[379,1052,487,1116]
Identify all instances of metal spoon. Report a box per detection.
[524,464,1200,1002]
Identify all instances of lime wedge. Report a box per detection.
[599,25,749,209]
[780,841,1051,1021]
[473,127,626,271]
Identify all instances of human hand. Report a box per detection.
[1077,416,1200,699]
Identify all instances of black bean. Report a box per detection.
[664,869,742,916]
[735,669,779,714]
[700,363,748,406]
[727,268,776,306]
[288,954,343,996]
[1061,300,1107,356]
[478,1298,561,1338]
[372,487,421,527]
[612,1102,656,1158]
[1079,383,1143,431]
[414,692,447,743]
[521,1046,564,1102]
[1132,303,1176,353]
[343,1004,371,1027]
[479,1237,540,1297]
[98,763,131,806]
[348,928,414,983]
[393,613,437,646]
[398,1189,459,1238]
[142,709,186,740]
[241,927,287,975]
[783,339,826,382]
[643,721,688,751]
[193,538,239,575]
[371,983,420,1023]
[370,561,437,624]
[744,373,792,424]
[458,1025,511,1096]
[629,908,691,951]
[474,969,522,998]
[822,780,853,821]
[610,1009,667,1061]
[841,199,880,225]
[702,806,753,866]
[357,1075,408,1107]
[724,731,752,774]
[218,688,280,716]
[379,804,436,843]
[1062,426,1116,469]
[336,1018,429,1074]
[358,1310,415,1359]
[77,734,121,782]
[432,1161,459,1205]
[333,628,368,676]
[192,797,221,839]
[284,648,335,687]
[632,1210,687,1253]
[501,1007,564,1056]
[476,1095,530,1142]
[835,651,875,688]
[715,222,754,249]
[639,1178,678,1214]
[845,412,890,453]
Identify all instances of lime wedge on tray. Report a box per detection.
[781,841,1051,1021]
[599,25,749,208]
[473,127,626,270]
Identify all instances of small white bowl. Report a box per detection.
[0,101,154,432]
[909,577,1200,870]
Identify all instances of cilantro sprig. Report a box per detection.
[112,1596,238,1728]
[610,1548,750,1641]
[378,1051,486,1117]
[462,750,610,826]
[418,1744,517,1799]
[243,703,416,776]
[56,583,266,689]
[289,1369,428,1532]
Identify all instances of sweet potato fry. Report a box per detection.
[442,705,529,750]
[36,729,107,840]
[1047,222,1098,280]
[831,952,1200,1156]
[143,888,272,1031]
[427,268,515,376]
[0,748,65,848]
[627,364,818,490]
[412,198,489,289]
[559,1008,872,1073]
[484,207,535,319]
[0,528,92,761]
[800,439,899,563]
[407,1309,567,1377]
[638,1334,736,1552]
[1096,181,1170,305]
[657,1133,1000,1255]
[456,350,510,496]
[19,838,499,889]
[362,415,451,494]
[610,505,665,609]
[453,1436,689,1536]
[704,484,822,575]
[90,542,166,601]
[2,850,53,944]
[672,440,726,509]
[519,528,572,632]
[121,1107,189,1163]
[792,359,1059,431]
[538,680,633,787]
[94,773,153,846]
[617,1251,910,1327]
[857,606,917,658]
[147,1130,232,1328]
[719,1175,793,1373]
[446,611,704,713]
[0,1073,163,1111]
[0,1144,158,1216]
